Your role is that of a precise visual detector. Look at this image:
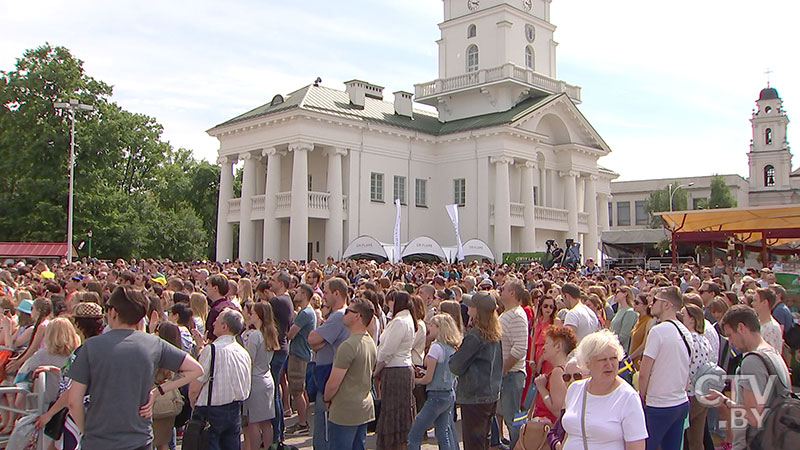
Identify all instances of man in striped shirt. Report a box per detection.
[497,279,530,449]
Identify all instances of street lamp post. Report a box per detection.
[54,99,94,261]
[668,182,694,211]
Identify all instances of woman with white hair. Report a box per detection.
[560,329,648,450]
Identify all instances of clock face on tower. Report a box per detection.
[467,0,480,11]
[523,0,532,11]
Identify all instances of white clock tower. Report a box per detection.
[414,0,581,121]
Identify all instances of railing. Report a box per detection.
[251,195,265,213]
[414,63,581,102]
[275,192,292,214]
[578,212,589,225]
[510,202,525,219]
[534,206,568,222]
[309,192,329,210]
[228,198,241,215]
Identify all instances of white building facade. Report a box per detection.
[210,0,615,263]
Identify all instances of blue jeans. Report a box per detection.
[194,401,242,450]
[499,371,525,447]
[644,402,689,450]
[408,390,458,450]
[270,350,288,442]
[328,421,367,450]
[313,389,329,450]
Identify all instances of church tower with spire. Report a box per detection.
[748,86,795,205]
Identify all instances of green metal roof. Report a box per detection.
[211,85,560,136]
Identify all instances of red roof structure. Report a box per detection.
[0,242,73,259]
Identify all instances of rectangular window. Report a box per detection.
[370,172,384,202]
[608,202,613,227]
[533,186,539,206]
[635,200,648,225]
[393,175,406,204]
[415,178,427,207]
[617,201,631,226]
[454,178,466,206]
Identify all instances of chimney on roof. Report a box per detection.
[393,91,413,118]
[344,80,383,108]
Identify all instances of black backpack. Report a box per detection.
[743,351,800,450]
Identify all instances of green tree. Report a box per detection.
[706,174,737,209]
[644,184,689,228]
[0,44,217,260]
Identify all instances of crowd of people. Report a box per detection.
[0,254,797,450]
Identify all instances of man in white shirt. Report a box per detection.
[638,286,691,450]
[562,283,599,342]
[751,288,784,352]
[189,309,252,450]
[497,279,530,448]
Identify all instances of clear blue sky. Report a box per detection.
[2,0,797,180]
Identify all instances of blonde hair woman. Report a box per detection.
[449,291,503,450]
[408,313,462,450]
[610,286,638,353]
[189,292,208,334]
[561,330,648,450]
[242,301,281,450]
[238,278,254,303]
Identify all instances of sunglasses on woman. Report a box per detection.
[562,372,583,382]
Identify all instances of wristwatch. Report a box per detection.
[156,384,165,395]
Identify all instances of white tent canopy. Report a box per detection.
[401,236,448,261]
[461,238,495,261]
[342,235,391,261]
[444,238,496,262]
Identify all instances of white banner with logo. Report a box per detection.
[393,198,402,263]
[445,204,464,262]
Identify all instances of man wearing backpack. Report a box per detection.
[638,286,692,450]
[704,305,793,450]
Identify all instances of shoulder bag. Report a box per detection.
[182,343,215,450]
[152,378,185,419]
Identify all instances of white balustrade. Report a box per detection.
[309,192,330,210]
[415,63,581,103]
[510,202,525,219]
[251,195,265,213]
[534,206,568,222]
[275,192,292,215]
[228,198,241,215]
[578,212,589,225]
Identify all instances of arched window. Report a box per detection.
[466,45,479,72]
[764,165,776,187]
[525,46,534,69]
[467,24,476,38]
[765,128,773,145]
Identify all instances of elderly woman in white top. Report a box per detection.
[560,329,648,450]
[374,290,418,450]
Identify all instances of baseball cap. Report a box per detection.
[464,291,497,313]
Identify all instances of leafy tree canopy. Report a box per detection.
[0,44,219,260]
[644,183,689,228]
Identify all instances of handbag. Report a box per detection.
[513,389,551,450]
[43,407,68,440]
[152,383,184,419]
[545,410,565,450]
[182,343,215,450]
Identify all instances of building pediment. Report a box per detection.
[512,94,610,155]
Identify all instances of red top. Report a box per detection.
[531,365,559,423]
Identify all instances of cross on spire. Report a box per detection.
[765,68,773,87]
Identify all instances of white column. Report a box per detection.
[215,156,235,262]
[262,148,282,261]
[238,152,258,263]
[584,175,599,262]
[325,147,346,260]
[289,142,312,261]
[562,171,579,240]
[492,156,513,257]
[520,161,537,251]
[539,166,547,208]
[598,193,610,231]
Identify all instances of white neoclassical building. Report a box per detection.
[209,0,617,263]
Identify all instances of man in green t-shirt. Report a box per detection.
[323,298,377,450]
